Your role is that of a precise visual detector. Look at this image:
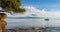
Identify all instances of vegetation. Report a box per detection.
[0,0,26,31]
[0,0,25,13]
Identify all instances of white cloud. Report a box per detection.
[0,6,60,18]
[23,6,60,18]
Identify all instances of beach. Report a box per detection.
[5,28,45,32]
[4,27,60,32]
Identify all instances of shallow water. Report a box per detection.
[45,27,60,32]
[4,17,60,32]
[5,18,46,29]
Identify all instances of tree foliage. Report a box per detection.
[0,0,25,13]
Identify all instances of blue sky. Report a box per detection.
[21,0,60,11]
[1,0,60,18]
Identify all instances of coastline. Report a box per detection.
[5,27,60,32]
[5,27,46,32]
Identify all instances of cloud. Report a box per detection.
[23,6,60,18]
[0,6,60,18]
[23,6,46,17]
[5,6,46,17]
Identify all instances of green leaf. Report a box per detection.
[0,0,25,13]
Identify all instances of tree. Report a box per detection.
[0,0,25,13]
[0,0,26,32]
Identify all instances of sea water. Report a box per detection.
[5,17,60,32]
[5,17,46,29]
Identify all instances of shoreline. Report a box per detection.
[5,28,46,32]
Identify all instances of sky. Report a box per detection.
[21,0,60,11]
[21,0,60,18]
[6,0,60,18]
[0,0,60,18]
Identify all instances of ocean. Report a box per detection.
[44,27,60,32]
[5,17,60,32]
[5,17,46,29]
